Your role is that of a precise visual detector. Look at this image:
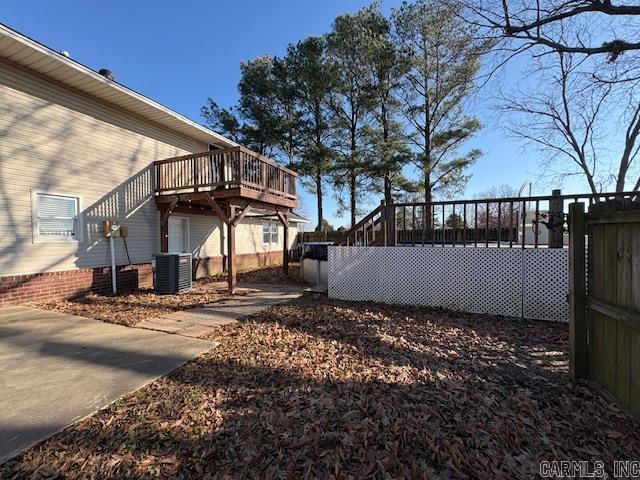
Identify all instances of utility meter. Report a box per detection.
[102,220,122,238]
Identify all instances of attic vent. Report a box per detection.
[98,69,115,81]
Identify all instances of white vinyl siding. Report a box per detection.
[0,57,301,278]
[33,192,80,242]
[237,218,298,255]
[0,58,206,276]
[188,214,223,258]
[168,214,298,259]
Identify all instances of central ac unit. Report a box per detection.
[154,253,192,294]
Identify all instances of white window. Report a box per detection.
[33,192,80,242]
[262,220,279,244]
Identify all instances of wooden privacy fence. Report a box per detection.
[569,199,640,417]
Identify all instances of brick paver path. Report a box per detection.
[136,284,304,338]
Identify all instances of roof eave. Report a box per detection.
[0,23,238,148]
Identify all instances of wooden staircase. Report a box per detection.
[333,203,391,246]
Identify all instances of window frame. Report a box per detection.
[32,190,82,244]
[262,219,279,245]
[168,215,191,253]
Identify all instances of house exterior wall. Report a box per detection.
[0,216,301,305]
[0,264,154,306]
[0,58,300,305]
[236,218,297,255]
[0,58,207,279]
[234,218,299,271]
[173,213,299,261]
[186,214,300,279]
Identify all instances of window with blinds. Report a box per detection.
[35,193,79,241]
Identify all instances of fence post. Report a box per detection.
[548,189,564,248]
[569,201,588,380]
[384,201,396,246]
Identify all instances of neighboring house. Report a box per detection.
[0,24,306,305]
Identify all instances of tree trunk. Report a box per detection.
[382,104,392,205]
[316,177,323,231]
[384,177,392,205]
[350,124,358,228]
[349,172,357,228]
[423,170,432,235]
[423,92,432,205]
[424,172,432,204]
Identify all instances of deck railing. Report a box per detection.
[335,190,639,248]
[154,146,297,199]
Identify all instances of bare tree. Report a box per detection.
[500,51,640,192]
[465,0,640,61]
[461,0,640,192]
[474,184,519,227]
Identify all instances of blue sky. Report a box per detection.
[3,0,589,228]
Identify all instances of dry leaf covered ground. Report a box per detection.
[222,263,306,286]
[30,279,256,327]
[3,294,638,479]
[31,264,306,327]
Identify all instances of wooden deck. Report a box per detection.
[154,146,298,293]
[154,146,297,209]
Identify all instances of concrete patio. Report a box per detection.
[0,306,211,464]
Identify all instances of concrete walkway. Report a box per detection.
[136,283,304,338]
[0,306,211,464]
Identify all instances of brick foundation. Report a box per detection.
[193,251,287,278]
[0,264,153,306]
[0,251,292,306]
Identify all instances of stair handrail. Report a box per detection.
[333,204,385,246]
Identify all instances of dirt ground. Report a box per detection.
[30,264,305,327]
[3,294,638,479]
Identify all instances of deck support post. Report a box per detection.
[227,204,237,294]
[276,210,290,275]
[384,202,396,246]
[159,196,178,253]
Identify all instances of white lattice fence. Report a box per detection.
[328,246,569,322]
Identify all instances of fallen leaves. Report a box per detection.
[3,293,638,479]
[30,264,306,327]
[228,263,307,286]
[30,281,256,327]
